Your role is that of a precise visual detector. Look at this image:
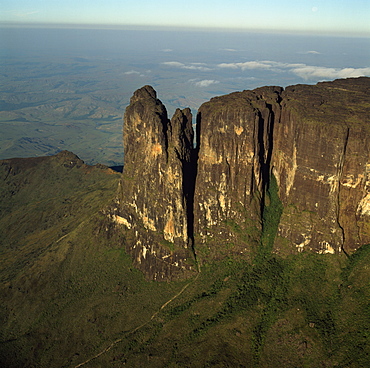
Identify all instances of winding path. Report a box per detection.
[74,272,200,368]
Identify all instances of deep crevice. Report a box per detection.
[257,111,268,215]
[338,127,350,256]
[182,97,282,263]
[258,103,277,222]
[186,112,202,263]
[257,99,284,258]
[181,111,201,264]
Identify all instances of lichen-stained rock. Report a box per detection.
[272,77,370,255]
[117,78,370,277]
[194,86,283,260]
[194,77,370,259]
[118,86,196,280]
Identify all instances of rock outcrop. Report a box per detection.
[273,78,370,255]
[117,78,370,279]
[194,86,283,259]
[117,86,196,280]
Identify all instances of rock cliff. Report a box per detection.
[117,78,370,279]
[116,86,196,280]
[273,78,370,255]
[194,86,283,259]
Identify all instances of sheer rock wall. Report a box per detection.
[116,78,370,279]
[117,86,196,280]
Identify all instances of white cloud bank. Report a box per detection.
[218,61,275,70]
[162,61,212,71]
[123,70,147,77]
[124,70,141,75]
[5,9,40,18]
[218,61,370,80]
[291,66,370,80]
[188,79,220,87]
[196,80,219,87]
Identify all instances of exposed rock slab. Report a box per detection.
[194,86,282,260]
[273,78,370,254]
[194,77,370,256]
[117,78,370,279]
[117,86,196,280]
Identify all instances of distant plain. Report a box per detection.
[1,27,369,165]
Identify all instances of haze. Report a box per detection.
[0,1,369,165]
[2,0,370,36]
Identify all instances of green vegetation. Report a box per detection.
[260,173,284,256]
[0,56,127,166]
[160,237,175,251]
[1,156,369,367]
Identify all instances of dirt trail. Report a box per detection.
[74,272,200,368]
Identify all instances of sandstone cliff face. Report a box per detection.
[194,86,282,259]
[194,77,370,257]
[117,86,196,280]
[273,78,370,255]
[117,78,370,279]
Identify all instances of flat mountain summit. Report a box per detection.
[1,77,370,367]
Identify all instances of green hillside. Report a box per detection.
[0,152,369,367]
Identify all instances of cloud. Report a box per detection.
[291,66,370,80]
[22,10,40,16]
[162,61,184,67]
[187,65,212,71]
[162,61,212,71]
[189,79,220,87]
[124,70,141,75]
[218,61,277,70]
[298,50,321,55]
[123,70,145,77]
[217,59,370,81]
[7,9,40,18]
[162,49,173,52]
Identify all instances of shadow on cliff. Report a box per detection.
[109,165,123,173]
[184,112,202,256]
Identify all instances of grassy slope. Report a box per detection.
[0,153,369,367]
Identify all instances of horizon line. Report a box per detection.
[1,21,369,38]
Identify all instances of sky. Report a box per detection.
[1,0,370,36]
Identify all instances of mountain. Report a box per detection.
[1,78,370,367]
[196,77,370,256]
[116,77,370,280]
[117,86,196,280]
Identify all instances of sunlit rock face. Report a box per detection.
[194,77,370,257]
[272,78,370,255]
[118,85,196,280]
[116,78,370,280]
[193,86,283,260]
